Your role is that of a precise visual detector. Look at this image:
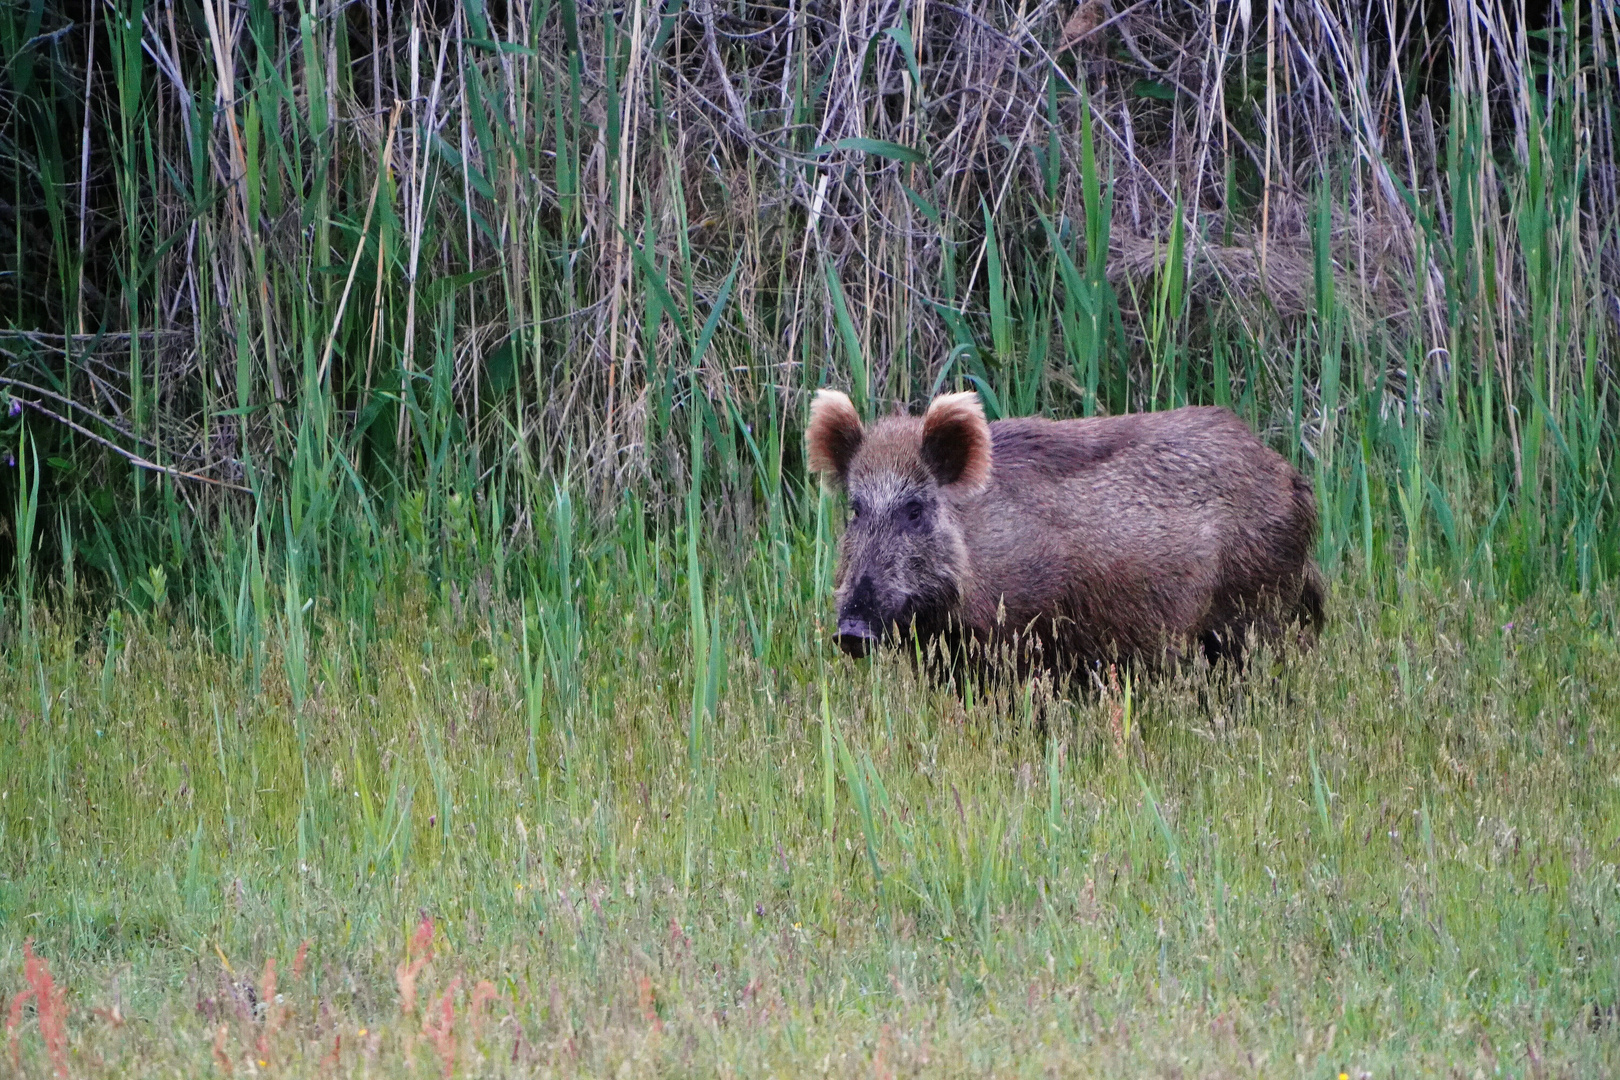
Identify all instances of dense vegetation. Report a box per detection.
[2,0,1619,1074]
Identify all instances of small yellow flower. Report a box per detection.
[357,1028,368,1037]
[258,1060,268,1068]
[1339,1073,1349,1080]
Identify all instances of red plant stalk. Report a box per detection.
[422,977,461,1079]
[638,976,663,1034]
[256,957,279,1059]
[7,941,70,1079]
[395,916,436,1067]
[469,981,496,1040]
[6,989,25,1070]
[396,916,436,1015]
[319,1033,341,1073]
[212,1025,234,1075]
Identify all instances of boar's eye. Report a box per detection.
[849,497,865,520]
[903,499,926,525]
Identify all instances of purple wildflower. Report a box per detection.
[7,398,19,418]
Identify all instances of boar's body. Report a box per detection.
[808,391,1323,679]
[950,409,1321,671]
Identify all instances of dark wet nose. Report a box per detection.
[836,617,878,658]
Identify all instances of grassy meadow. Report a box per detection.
[3,0,1620,1074]
[4,549,1620,1077]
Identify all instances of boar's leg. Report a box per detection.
[1294,564,1327,644]
[1200,627,1244,667]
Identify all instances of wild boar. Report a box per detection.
[806,389,1324,681]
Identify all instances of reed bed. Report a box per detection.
[0,0,1614,601]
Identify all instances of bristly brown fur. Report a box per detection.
[823,399,1325,681]
[806,389,863,483]
[920,392,992,493]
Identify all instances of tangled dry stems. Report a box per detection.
[0,0,1612,513]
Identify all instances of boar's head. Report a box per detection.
[806,389,992,658]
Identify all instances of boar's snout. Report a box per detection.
[836,616,878,658]
[835,575,883,657]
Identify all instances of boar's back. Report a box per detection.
[954,406,1314,667]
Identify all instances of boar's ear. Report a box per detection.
[806,389,864,485]
[920,391,991,493]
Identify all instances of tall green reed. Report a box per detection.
[0,0,1611,644]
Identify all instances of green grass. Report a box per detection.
[3,536,1620,1076]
